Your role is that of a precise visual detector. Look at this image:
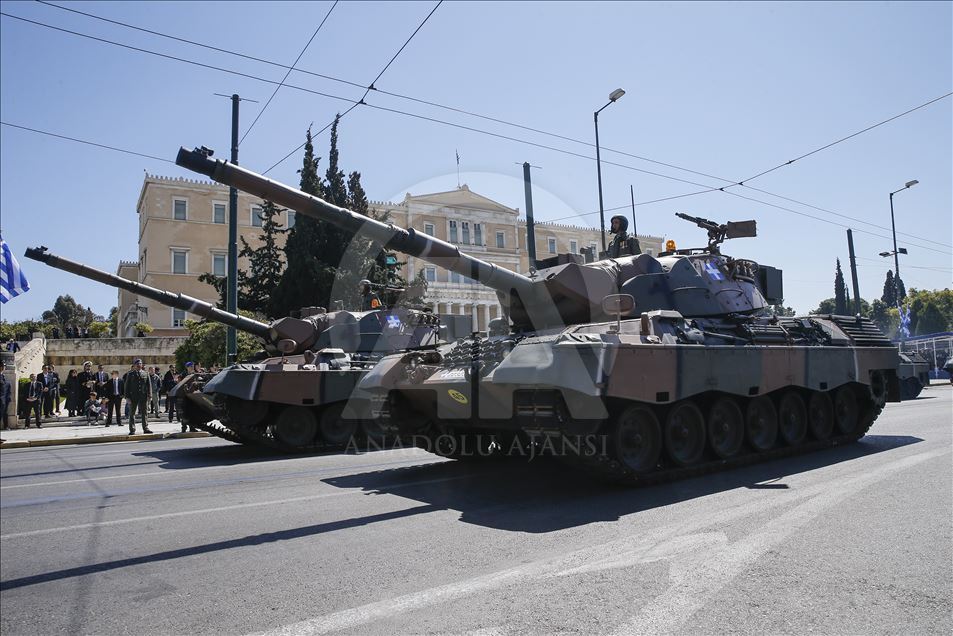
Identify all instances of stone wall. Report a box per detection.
[44,336,187,373]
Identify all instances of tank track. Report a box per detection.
[564,389,885,486]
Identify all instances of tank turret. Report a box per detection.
[176,147,779,332]
[24,246,438,355]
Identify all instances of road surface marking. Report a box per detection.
[255,447,948,636]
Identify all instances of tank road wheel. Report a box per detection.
[664,401,706,467]
[833,386,859,435]
[318,403,358,447]
[274,406,318,448]
[707,397,744,459]
[777,392,808,446]
[807,391,834,440]
[613,405,663,474]
[745,396,778,452]
[224,396,268,427]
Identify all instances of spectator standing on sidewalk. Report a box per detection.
[0,361,11,430]
[48,364,62,415]
[161,365,176,412]
[24,373,43,428]
[148,366,161,416]
[104,370,124,427]
[124,359,153,434]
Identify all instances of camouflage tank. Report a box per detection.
[897,351,930,400]
[23,246,439,451]
[176,146,901,483]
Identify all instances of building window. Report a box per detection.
[449,220,458,243]
[251,205,264,227]
[424,222,435,236]
[590,241,598,255]
[213,202,226,224]
[450,271,461,284]
[496,231,505,248]
[173,198,188,221]
[212,253,226,277]
[474,224,482,246]
[461,221,470,245]
[425,267,436,282]
[287,211,295,229]
[171,249,188,274]
[172,308,186,328]
[646,248,654,256]
[548,238,556,254]
[570,240,578,254]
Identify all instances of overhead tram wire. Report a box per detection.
[0,122,173,163]
[8,10,950,248]
[262,0,443,174]
[239,0,339,146]
[29,2,953,246]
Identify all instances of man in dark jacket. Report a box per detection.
[606,215,642,258]
[124,359,153,434]
[24,373,43,428]
[0,361,11,430]
[104,370,124,427]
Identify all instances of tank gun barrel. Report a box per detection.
[176,147,536,299]
[24,246,272,340]
[675,212,756,252]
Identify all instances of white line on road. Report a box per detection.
[254,447,949,636]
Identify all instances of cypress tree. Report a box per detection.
[882,270,896,306]
[834,259,848,315]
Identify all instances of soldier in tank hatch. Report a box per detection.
[359,279,382,311]
[606,215,641,258]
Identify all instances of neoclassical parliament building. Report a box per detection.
[118,174,664,337]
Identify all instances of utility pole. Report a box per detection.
[629,185,637,236]
[227,95,240,363]
[521,162,539,269]
[846,229,861,315]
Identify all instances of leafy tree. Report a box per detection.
[810,297,870,317]
[907,288,952,335]
[88,321,111,338]
[770,304,796,317]
[41,294,97,331]
[107,306,118,337]
[239,200,286,317]
[915,301,947,335]
[882,270,896,306]
[174,315,261,369]
[834,259,848,315]
[870,299,897,337]
[272,118,392,316]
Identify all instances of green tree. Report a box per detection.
[107,306,118,337]
[870,299,897,336]
[41,294,97,331]
[834,259,848,315]
[882,270,896,306]
[907,288,952,335]
[770,304,796,317]
[174,315,261,369]
[895,276,907,303]
[810,297,871,317]
[272,118,389,316]
[915,301,947,335]
[239,200,286,317]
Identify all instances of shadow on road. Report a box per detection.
[323,434,924,534]
[0,435,924,591]
[132,442,335,469]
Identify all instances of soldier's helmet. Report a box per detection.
[610,215,628,234]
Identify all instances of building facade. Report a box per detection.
[120,175,664,336]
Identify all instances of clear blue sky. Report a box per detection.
[1,0,950,320]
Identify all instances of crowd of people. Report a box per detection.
[9,360,206,434]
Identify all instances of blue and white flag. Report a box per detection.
[0,235,30,303]
[898,304,911,338]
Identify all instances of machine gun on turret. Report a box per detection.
[674,213,757,254]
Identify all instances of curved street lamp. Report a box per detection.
[594,88,625,252]
[887,179,919,303]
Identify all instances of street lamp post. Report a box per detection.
[887,179,918,302]
[594,88,625,253]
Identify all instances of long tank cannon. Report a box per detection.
[25,246,272,339]
[176,147,536,301]
[24,246,437,355]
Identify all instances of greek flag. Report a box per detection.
[0,235,30,303]
[898,304,911,338]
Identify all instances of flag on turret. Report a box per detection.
[0,235,30,303]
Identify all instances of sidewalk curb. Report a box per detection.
[1,431,211,449]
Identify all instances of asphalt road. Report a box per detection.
[2,387,950,636]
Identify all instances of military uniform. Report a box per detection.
[606,215,641,258]
[124,364,153,434]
